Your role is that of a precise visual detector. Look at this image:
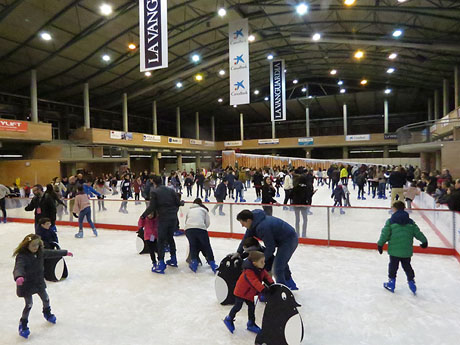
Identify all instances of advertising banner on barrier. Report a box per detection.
[224,140,243,147]
[0,119,28,132]
[143,134,161,142]
[168,137,182,144]
[190,139,203,145]
[139,0,168,72]
[345,134,370,141]
[270,59,286,121]
[110,131,133,140]
[258,139,279,145]
[229,18,249,106]
[204,141,215,147]
[384,133,397,140]
[298,137,314,146]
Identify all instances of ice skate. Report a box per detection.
[152,260,166,274]
[286,277,299,290]
[340,209,346,215]
[384,278,396,293]
[43,307,56,324]
[408,280,417,295]
[18,319,30,339]
[208,260,218,273]
[92,228,98,237]
[223,316,235,333]
[240,198,246,202]
[189,259,198,273]
[246,320,261,334]
[74,230,83,238]
[166,255,178,267]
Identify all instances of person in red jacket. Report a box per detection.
[223,251,274,334]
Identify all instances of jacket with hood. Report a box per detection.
[233,259,274,301]
[142,185,182,220]
[138,216,159,241]
[214,182,227,201]
[237,210,297,260]
[377,210,427,258]
[185,204,210,230]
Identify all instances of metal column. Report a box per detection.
[443,78,449,116]
[122,93,128,132]
[306,107,310,137]
[434,89,440,120]
[211,116,215,142]
[83,83,90,129]
[428,98,433,121]
[384,99,389,134]
[271,121,276,139]
[176,107,181,137]
[240,113,244,141]
[195,111,200,139]
[152,100,158,135]
[343,104,348,136]
[30,70,38,123]
[455,66,459,108]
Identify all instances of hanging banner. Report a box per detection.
[229,18,250,106]
[139,0,168,72]
[270,59,286,121]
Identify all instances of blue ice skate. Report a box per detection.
[74,231,83,238]
[408,280,417,295]
[240,198,246,203]
[166,255,178,267]
[205,198,210,203]
[358,196,361,200]
[208,260,218,274]
[18,319,30,339]
[152,260,166,274]
[151,263,157,272]
[384,278,396,293]
[285,278,299,291]
[43,307,56,324]
[92,228,98,237]
[361,196,366,200]
[223,316,235,333]
[246,320,261,334]
[189,259,198,273]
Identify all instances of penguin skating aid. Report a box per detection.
[215,255,243,305]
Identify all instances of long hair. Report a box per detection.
[13,234,43,257]
[193,198,209,212]
[45,183,59,200]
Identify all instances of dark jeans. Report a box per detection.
[146,239,158,265]
[357,185,365,198]
[186,186,192,197]
[283,189,292,205]
[0,197,5,220]
[79,206,95,230]
[262,205,273,216]
[235,189,244,200]
[22,289,50,321]
[229,297,255,322]
[185,228,215,262]
[212,199,224,214]
[157,218,177,261]
[255,186,262,198]
[196,184,203,198]
[378,182,386,198]
[135,193,140,201]
[389,256,415,281]
[272,234,298,284]
[294,206,308,237]
[341,177,348,185]
[331,180,338,191]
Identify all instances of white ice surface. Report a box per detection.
[1,222,460,345]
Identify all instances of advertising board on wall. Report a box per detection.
[168,137,182,144]
[384,133,397,140]
[110,131,132,140]
[224,140,243,147]
[204,141,215,147]
[190,139,203,145]
[0,119,28,132]
[143,134,161,142]
[345,134,370,141]
[258,139,279,145]
[298,137,314,146]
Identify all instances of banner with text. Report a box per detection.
[0,119,28,132]
[139,0,168,72]
[270,59,286,121]
[229,18,250,105]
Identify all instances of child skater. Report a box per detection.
[138,211,159,271]
[377,201,428,295]
[223,251,274,335]
[73,185,98,238]
[13,234,73,338]
[331,183,346,214]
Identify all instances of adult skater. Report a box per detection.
[0,183,11,223]
[389,167,406,205]
[25,185,57,231]
[141,175,183,274]
[234,209,298,290]
[212,179,228,216]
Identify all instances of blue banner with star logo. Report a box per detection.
[229,19,250,105]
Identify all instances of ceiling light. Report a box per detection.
[388,53,398,60]
[267,54,274,60]
[218,98,223,103]
[392,29,403,38]
[254,90,260,95]
[360,79,368,85]
[195,74,203,81]
[308,95,313,99]
[312,33,321,41]
[397,0,407,2]
[102,54,111,61]
[248,35,255,42]
[354,50,364,59]
[144,71,152,77]
[340,88,346,94]
[293,79,298,84]
[192,54,200,62]
[301,87,307,92]
[296,3,308,15]
[218,69,226,76]
[218,8,227,17]
[176,82,183,88]
[128,43,136,50]
[100,4,112,16]
[330,69,337,75]
[284,69,287,73]
[40,32,52,41]
[344,0,356,6]
[385,88,392,94]
[386,67,395,74]
[264,97,269,101]
[233,105,237,108]
[338,80,343,85]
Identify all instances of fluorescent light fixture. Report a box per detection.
[102,54,111,61]
[144,71,152,77]
[218,69,226,76]
[338,80,343,85]
[194,74,203,81]
[254,90,260,95]
[192,54,200,62]
[386,67,395,74]
[248,35,255,42]
[0,154,23,158]
[100,3,112,16]
[267,54,274,60]
[176,82,183,88]
[296,3,308,15]
[392,29,403,38]
[340,88,346,93]
[293,79,298,84]
[388,53,398,60]
[218,8,227,17]
[218,98,223,103]
[312,33,321,41]
[330,69,337,75]
[384,88,392,94]
[344,0,356,5]
[40,32,52,41]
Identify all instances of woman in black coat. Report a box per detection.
[291,175,315,237]
[261,176,277,216]
[13,234,72,338]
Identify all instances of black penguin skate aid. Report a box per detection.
[255,284,304,345]
[215,254,243,305]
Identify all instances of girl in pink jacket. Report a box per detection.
[138,212,159,271]
[73,186,97,238]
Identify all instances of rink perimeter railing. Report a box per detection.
[3,196,460,261]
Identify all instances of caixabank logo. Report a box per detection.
[230,54,247,70]
[231,80,248,97]
[230,28,245,45]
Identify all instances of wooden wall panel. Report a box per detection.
[0,159,60,186]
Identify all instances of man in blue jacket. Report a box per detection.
[235,209,299,290]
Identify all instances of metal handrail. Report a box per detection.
[396,118,460,146]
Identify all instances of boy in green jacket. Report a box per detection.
[377,201,428,295]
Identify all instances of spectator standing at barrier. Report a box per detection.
[0,183,11,223]
[261,176,277,217]
[212,179,228,216]
[234,209,299,289]
[282,169,294,209]
[447,179,460,212]
[25,185,57,230]
[141,175,183,274]
[389,167,406,206]
[73,185,98,238]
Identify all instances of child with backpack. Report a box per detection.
[377,201,428,294]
